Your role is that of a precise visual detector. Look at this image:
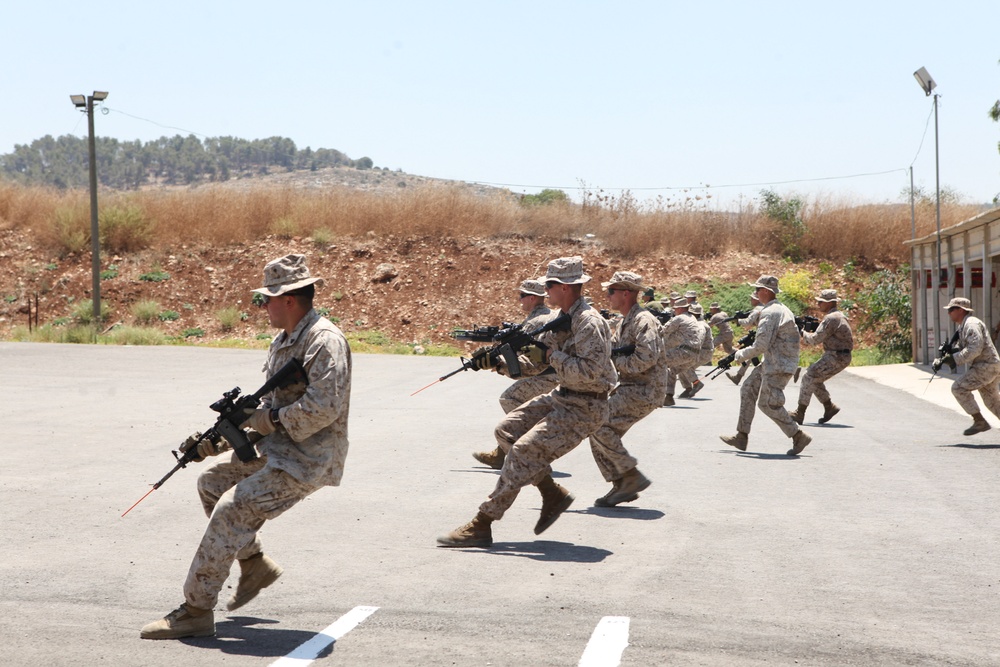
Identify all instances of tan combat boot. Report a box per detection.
[227,553,283,611]
[678,387,694,399]
[817,401,840,424]
[140,603,215,640]
[595,468,651,507]
[534,475,575,535]
[964,412,991,436]
[726,372,741,385]
[472,447,506,469]
[437,512,493,548]
[787,430,812,456]
[720,432,748,451]
[789,403,808,425]
[663,394,676,407]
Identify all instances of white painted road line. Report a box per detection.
[269,605,379,667]
[578,616,630,667]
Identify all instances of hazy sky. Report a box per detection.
[5,1,999,207]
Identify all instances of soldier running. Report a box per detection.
[789,289,853,426]
[936,297,1000,436]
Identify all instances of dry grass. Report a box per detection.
[0,181,986,266]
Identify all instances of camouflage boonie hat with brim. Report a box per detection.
[672,297,689,308]
[601,270,644,292]
[710,302,720,309]
[519,279,546,297]
[748,275,780,294]
[541,256,590,285]
[643,287,655,298]
[685,290,698,299]
[252,254,324,297]
[816,289,839,303]
[690,303,703,316]
[945,297,973,312]
[670,291,681,299]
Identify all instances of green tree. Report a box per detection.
[759,189,806,262]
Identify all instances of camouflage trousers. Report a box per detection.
[588,385,659,482]
[798,351,851,406]
[183,454,321,609]
[482,389,609,520]
[714,334,735,354]
[666,365,699,394]
[952,362,1000,417]
[499,373,560,414]
[737,365,798,437]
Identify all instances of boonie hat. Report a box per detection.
[252,254,324,297]
[541,256,590,285]
[643,287,655,299]
[709,302,720,309]
[748,275,780,294]
[672,297,689,308]
[601,270,645,292]
[690,303,703,316]
[519,279,546,297]
[685,290,698,299]
[816,289,839,303]
[945,297,973,312]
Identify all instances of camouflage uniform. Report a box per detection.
[588,303,665,481]
[710,310,735,353]
[498,303,560,413]
[661,310,703,398]
[697,317,714,366]
[798,308,854,407]
[482,298,617,520]
[184,309,351,610]
[729,305,763,382]
[732,300,800,437]
[950,313,1000,417]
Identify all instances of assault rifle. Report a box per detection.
[121,358,309,517]
[927,329,961,390]
[795,315,820,333]
[706,329,757,380]
[723,310,751,323]
[654,310,673,325]
[452,322,517,342]
[411,313,572,395]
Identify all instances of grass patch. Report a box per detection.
[71,299,110,325]
[216,306,246,332]
[131,299,161,325]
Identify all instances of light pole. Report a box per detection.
[913,67,940,360]
[70,91,108,330]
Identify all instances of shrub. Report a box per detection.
[51,206,89,257]
[760,189,806,261]
[131,300,161,325]
[182,327,205,338]
[139,269,170,282]
[216,306,245,331]
[100,203,154,253]
[312,227,334,246]
[158,310,180,321]
[100,264,119,280]
[778,270,813,314]
[520,189,570,207]
[103,326,167,345]
[271,217,299,238]
[855,265,911,359]
[72,299,110,325]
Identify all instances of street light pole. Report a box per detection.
[913,68,940,362]
[70,91,108,330]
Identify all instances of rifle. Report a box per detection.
[926,329,961,391]
[411,312,573,395]
[795,315,820,333]
[706,329,757,380]
[611,343,636,357]
[723,310,751,323]
[451,322,517,342]
[654,310,673,325]
[121,357,309,517]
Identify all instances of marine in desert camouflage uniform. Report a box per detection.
[709,302,735,354]
[141,254,352,640]
[472,279,559,469]
[588,271,661,507]
[438,257,617,547]
[789,289,853,426]
[661,297,704,406]
[719,275,812,456]
[726,294,763,385]
[937,297,1000,436]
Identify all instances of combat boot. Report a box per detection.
[595,468,651,507]
[535,475,575,535]
[140,603,215,640]
[720,432,748,451]
[789,403,808,426]
[964,412,991,436]
[663,394,675,407]
[689,380,704,397]
[793,367,802,382]
[437,512,494,548]
[678,387,694,399]
[787,430,812,456]
[726,372,740,386]
[818,401,840,425]
[472,447,506,469]
[227,553,283,611]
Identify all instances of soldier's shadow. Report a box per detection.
[730,451,805,460]
[181,616,333,658]
[461,467,571,479]
[485,540,613,563]
[941,443,1000,450]
[806,422,853,429]
[576,506,665,521]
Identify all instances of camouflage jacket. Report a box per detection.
[953,314,1000,368]
[802,309,854,352]
[500,303,558,378]
[535,297,618,394]
[709,311,734,338]
[260,308,352,487]
[737,305,763,329]
[734,300,799,373]
[613,303,666,398]
[698,320,714,364]
[660,312,703,352]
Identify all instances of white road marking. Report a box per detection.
[578,616,630,667]
[269,605,379,667]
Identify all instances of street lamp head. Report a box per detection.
[70,94,86,108]
[92,91,109,101]
[913,67,936,96]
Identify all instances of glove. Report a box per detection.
[470,348,495,370]
[179,432,223,463]
[931,358,942,372]
[526,341,549,365]
[243,407,277,436]
[717,353,736,370]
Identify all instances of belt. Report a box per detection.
[556,387,610,400]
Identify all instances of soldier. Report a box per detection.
[661,297,704,406]
[141,254,352,639]
[472,279,559,469]
[589,271,661,507]
[719,275,811,456]
[709,302,735,354]
[437,257,617,547]
[789,289,854,426]
[685,289,699,307]
[726,293,763,385]
[641,287,665,315]
[936,297,1000,436]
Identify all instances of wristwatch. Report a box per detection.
[270,408,281,427]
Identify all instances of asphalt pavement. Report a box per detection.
[2,342,999,666]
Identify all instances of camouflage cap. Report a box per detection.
[670,291,681,299]
[684,290,698,299]
[601,270,644,291]
[519,279,546,297]
[643,287,655,299]
[709,302,721,309]
[689,303,703,316]
[945,297,973,312]
[252,254,324,297]
[816,289,839,303]
[541,256,590,285]
[748,275,780,295]
[672,297,689,308]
